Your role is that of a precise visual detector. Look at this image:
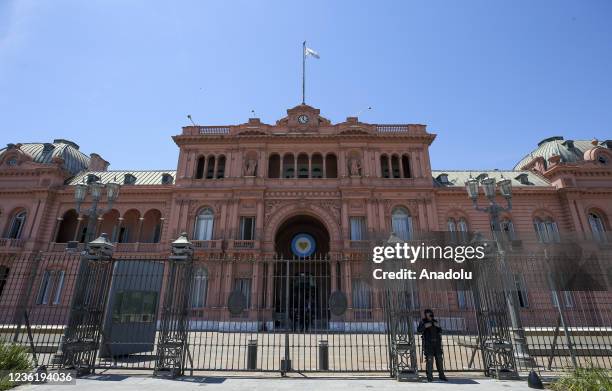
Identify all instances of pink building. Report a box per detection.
[0,104,611,334]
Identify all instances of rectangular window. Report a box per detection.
[349,217,366,241]
[191,270,209,308]
[351,279,372,309]
[0,266,9,299]
[514,273,529,308]
[36,270,65,305]
[552,290,574,308]
[234,278,252,309]
[352,279,372,320]
[36,271,52,305]
[239,217,255,240]
[52,271,65,305]
[456,280,473,309]
[194,215,214,240]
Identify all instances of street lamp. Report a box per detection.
[74,178,121,244]
[465,175,533,367]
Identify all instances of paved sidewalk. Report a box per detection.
[17,374,535,391]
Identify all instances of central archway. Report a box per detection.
[274,214,330,258]
[273,214,331,331]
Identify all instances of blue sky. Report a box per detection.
[1,0,611,171]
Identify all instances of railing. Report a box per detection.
[48,242,163,253]
[0,238,25,250]
[230,239,257,249]
[376,125,409,133]
[199,126,230,135]
[192,239,223,250]
[347,240,371,249]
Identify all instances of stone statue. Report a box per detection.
[349,158,361,176]
[244,158,257,176]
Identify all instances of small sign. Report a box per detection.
[291,233,316,258]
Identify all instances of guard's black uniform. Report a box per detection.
[417,310,447,381]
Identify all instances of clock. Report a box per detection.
[297,114,309,124]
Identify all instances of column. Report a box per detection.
[73,217,83,242]
[256,200,264,241]
[158,217,165,243]
[410,153,419,178]
[213,157,219,179]
[341,200,349,240]
[330,260,337,291]
[259,151,266,178]
[387,157,392,179]
[266,261,274,309]
[51,217,63,243]
[95,216,103,239]
[252,262,260,312]
[339,150,346,177]
[135,217,143,242]
[322,155,327,178]
[308,154,312,178]
[115,217,124,242]
[378,201,386,231]
[293,155,297,178]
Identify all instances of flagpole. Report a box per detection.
[302,41,306,104]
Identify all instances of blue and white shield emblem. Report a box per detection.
[291,233,316,258]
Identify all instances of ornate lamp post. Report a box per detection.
[74,179,121,243]
[465,175,533,367]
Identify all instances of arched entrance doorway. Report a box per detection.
[273,214,331,331]
[274,214,330,257]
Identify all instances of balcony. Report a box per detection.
[346,240,371,250]
[192,240,223,251]
[47,241,164,253]
[228,239,258,250]
[0,238,25,251]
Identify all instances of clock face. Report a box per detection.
[297,114,309,124]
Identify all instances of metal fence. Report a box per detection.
[0,244,610,377]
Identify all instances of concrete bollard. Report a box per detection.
[319,340,329,371]
[247,339,258,370]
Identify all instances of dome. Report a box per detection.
[513,136,604,170]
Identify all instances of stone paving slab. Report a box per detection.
[16,374,535,391]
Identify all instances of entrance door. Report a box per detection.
[274,258,330,332]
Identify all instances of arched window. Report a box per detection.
[401,154,411,178]
[141,209,162,243]
[191,266,209,308]
[391,155,401,178]
[448,217,469,242]
[533,217,559,243]
[6,211,26,239]
[195,156,205,179]
[297,153,309,178]
[206,156,215,179]
[311,153,323,178]
[268,154,280,178]
[216,155,226,179]
[325,154,338,178]
[380,155,390,178]
[283,153,295,178]
[392,208,412,240]
[194,208,214,241]
[56,209,79,243]
[588,212,607,243]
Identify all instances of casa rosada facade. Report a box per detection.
[1,103,611,329]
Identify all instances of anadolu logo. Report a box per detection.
[291,233,316,257]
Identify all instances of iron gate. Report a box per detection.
[1,237,611,377]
